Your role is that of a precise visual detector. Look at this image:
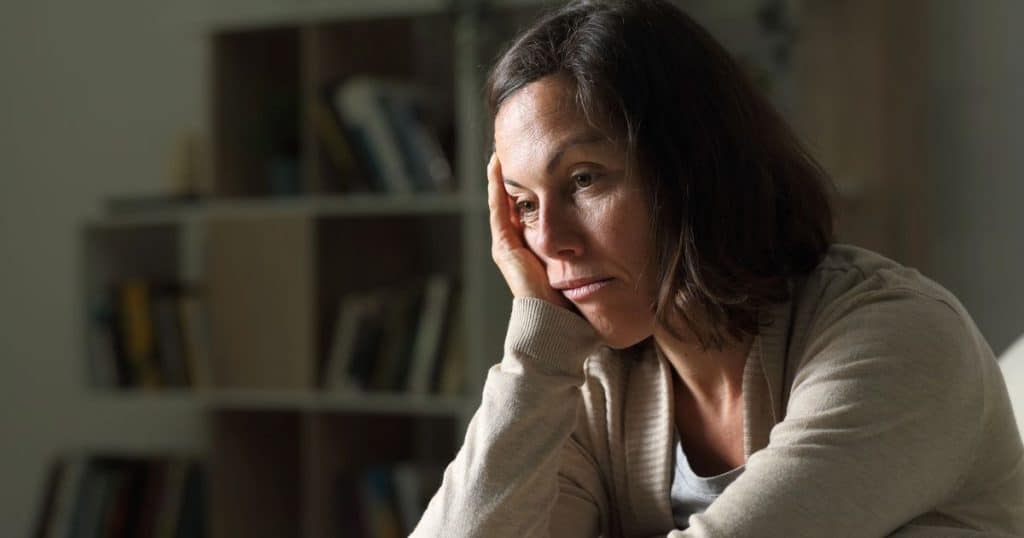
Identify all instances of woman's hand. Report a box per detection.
[487,153,574,310]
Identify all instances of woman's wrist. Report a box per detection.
[504,297,600,376]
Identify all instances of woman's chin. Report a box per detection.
[574,298,656,349]
[583,312,654,349]
[599,333,651,350]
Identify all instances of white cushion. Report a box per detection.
[999,334,1024,439]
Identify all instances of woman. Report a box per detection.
[412,0,1024,536]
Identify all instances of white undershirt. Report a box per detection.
[669,424,747,529]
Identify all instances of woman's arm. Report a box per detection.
[664,290,993,537]
[413,154,610,537]
[410,297,604,537]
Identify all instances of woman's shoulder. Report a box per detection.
[803,243,960,307]
[794,243,975,336]
[780,245,1021,517]
[786,243,995,386]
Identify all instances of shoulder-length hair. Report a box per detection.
[485,0,835,350]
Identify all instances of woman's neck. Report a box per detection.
[652,325,753,410]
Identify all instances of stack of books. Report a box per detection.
[333,462,445,537]
[33,455,206,538]
[311,76,455,194]
[86,279,210,389]
[321,274,462,396]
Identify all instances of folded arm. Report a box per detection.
[666,291,984,537]
[412,298,606,538]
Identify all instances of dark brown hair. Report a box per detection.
[486,0,835,350]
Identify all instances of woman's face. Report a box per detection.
[493,75,658,348]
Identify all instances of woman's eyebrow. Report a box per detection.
[545,132,607,174]
[497,131,609,188]
[504,178,527,190]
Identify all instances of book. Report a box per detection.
[391,463,422,535]
[43,455,87,538]
[345,294,388,392]
[86,279,212,389]
[118,279,163,388]
[178,292,212,388]
[334,77,415,194]
[405,275,454,394]
[92,279,208,389]
[85,293,124,388]
[332,76,454,194]
[433,300,465,396]
[325,277,460,395]
[175,462,207,538]
[135,460,168,538]
[37,455,207,538]
[31,458,63,538]
[370,286,424,392]
[98,463,133,537]
[153,287,189,388]
[331,463,447,537]
[377,88,453,192]
[324,293,360,390]
[153,459,189,538]
[69,460,112,538]
[308,94,367,193]
[360,465,402,538]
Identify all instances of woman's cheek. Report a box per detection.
[579,195,615,226]
[522,227,542,256]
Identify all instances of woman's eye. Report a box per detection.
[516,199,537,214]
[572,172,594,188]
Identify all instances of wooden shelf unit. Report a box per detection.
[70,3,537,536]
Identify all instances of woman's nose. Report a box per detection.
[533,204,584,260]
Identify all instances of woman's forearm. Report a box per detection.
[411,297,600,538]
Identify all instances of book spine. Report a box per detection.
[153,287,188,388]
[406,275,452,394]
[309,96,360,192]
[119,279,163,388]
[324,294,365,391]
[178,293,212,388]
[86,294,121,388]
[335,77,415,194]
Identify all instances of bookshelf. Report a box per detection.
[43,1,812,537]
[61,2,533,536]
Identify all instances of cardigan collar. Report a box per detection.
[622,292,796,535]
[740,294,796,456]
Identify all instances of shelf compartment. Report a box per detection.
[209,410,304,538]
[212,27,302,197]
[87,193,468,229]
[212,13,457,198]
[203,389,469,416]
[203,213,463,392]
[80,223,195,389]
[301,413,455,538]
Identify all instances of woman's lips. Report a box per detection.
[561,278,614,302]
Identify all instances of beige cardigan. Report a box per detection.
[412,244,1024,537]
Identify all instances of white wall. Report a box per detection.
[0,2,208,535]
[924,0,1024,356]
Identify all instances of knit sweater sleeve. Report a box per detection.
[665,289,988,537]
[410,297,604,538]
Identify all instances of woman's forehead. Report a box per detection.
[494,80,585,141]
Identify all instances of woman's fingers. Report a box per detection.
[487,153,521,253]
[486,153,505,226]
[485,153,573,310]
